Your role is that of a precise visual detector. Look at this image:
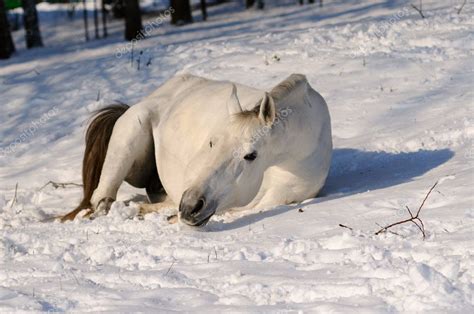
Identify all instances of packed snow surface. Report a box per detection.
[1,0,473,312]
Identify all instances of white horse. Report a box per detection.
[61,73,332,226]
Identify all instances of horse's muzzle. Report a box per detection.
[179,189,216,226]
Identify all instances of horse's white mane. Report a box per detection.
[231,74,308,134]
[235,73,308,122]
[269,73,308,102]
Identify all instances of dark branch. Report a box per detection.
[415,181,438,216]
[339,224,353,231]
[375,181,438,239]
[375,216,418,236]
[457,0,467,14]
[40,181,83,190]
[411,4,425,19]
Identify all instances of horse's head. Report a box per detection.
[179,84,279,226]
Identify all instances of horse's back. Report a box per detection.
[148,74,263,111]
[143,74,208,109]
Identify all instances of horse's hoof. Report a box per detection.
[90,197,114,219]
[167,214,178,224]
[82,209,95,219]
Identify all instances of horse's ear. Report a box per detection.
[258,92,276,125]
[227,84,243,115]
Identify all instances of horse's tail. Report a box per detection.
[60,104,130,222]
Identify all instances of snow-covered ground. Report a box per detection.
[1,0,473,312]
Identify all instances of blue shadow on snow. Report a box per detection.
[213,148,454,231]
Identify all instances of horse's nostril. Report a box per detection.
[191,198,205,215]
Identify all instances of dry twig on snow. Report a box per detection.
[40,181,82,190]
[375,181,438,239]
[338,224,353,231]
[457,0,467,14]
[411,0,425,19]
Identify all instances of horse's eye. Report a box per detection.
[244,151,258,161]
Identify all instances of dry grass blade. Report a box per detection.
[165,261,176,275]
[9,183,18,209]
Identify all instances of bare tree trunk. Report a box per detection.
[124,0,142,40]
[21,0,43,48]
[82,0,89,41]
[93,0,99,39]
[66,0,76,19]
[246,0,263,9]
[170,0,192,25]
[299,0,318,4]
[0,0,15,59]
[101,0,107,37]
[200,0,207,21]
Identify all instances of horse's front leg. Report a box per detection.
[138,196,177,222]
[90,106,154,218]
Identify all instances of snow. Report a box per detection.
[1,0,473,312]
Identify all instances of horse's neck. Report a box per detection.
[267,92,314,165]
